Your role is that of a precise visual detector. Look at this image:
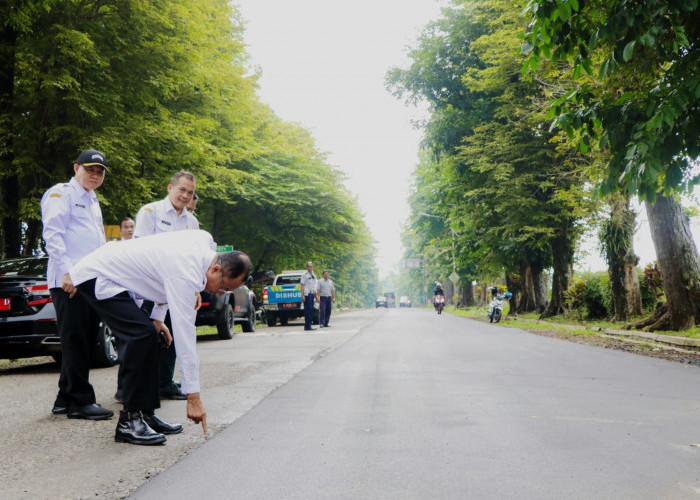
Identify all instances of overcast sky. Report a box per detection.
[235,0,694,277]
[235,0,445,277]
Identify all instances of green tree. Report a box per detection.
[525,0,700,330]
[389,0,596,317]
[0,0,378,306]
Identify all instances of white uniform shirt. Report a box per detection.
[300,271,318,296]
[318,278,335,297]
[69,230,217,395]
[134,196,199,237]
[40,177,106,288]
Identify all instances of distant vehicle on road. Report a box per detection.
[0,256,118,367]
[384,292,396,307]
[262,270,319,326]
[399,296,412,308]
[375,296,388,308]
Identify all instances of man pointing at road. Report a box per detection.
[63,230,251,445]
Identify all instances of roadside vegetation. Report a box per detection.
[0,1,379,307]
[388,0,700,333]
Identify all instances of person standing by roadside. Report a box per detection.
[132,171,198,400]
[119,217,135,240]
[40,149,113,420]
[318,270,335,327]
[300,261,319,331]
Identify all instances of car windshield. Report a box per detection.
[0,257,47,277]
[276,275,302,285]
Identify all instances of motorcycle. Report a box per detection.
[434,295,445,314]
[488,293,506,323]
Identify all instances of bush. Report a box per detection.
[639,262,663,311]
[565,272,612,320]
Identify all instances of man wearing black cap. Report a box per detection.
[40,149,113,420]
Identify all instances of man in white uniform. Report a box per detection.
[65,230,251,445]
[133,171,198,400]
[300,261,319,331]
[40,149,112,420]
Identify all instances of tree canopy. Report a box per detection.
[0,0,378,306]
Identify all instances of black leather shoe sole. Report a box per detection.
[115,432,166,445]
[52,405,68,415]
[67,408,114,421]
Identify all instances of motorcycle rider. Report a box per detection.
[433,282,445,312]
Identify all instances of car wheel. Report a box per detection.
[312,309,320,325]
[92,322,119,368]
[279,314,289,326]
[266,313,276,327]
[216,304,234,340]
[51,353,62,365]
[241,301,256,332]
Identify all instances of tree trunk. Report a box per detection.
[532,263,549,313]
[445,280,454,305]
[516,259,537,313]
[642,193,700,330]
[540,230,573,319]
[504,272,516,316]
[0,23,18,257]
[604,194,643,321]
[462,283,474,306]
[22,219,42,256]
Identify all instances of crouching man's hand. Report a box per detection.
[152,320,172,348]
[187,393,207,435]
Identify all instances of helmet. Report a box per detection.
[504,292,513,299]
[435,282,442,288]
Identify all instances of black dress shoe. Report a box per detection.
[143,412,183,435]
[159,386,187,400]
[304,326,317,331]
[67,403,114,421]
[114,389,123,402]
[52,394,69,415]
[115,410,166,445]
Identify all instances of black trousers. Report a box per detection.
[50,288,100,406]
[304,293,315,328]
[118,303,176,393]
[77,280,160,412]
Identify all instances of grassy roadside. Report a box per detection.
[445,305,700,340]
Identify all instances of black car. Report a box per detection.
[195,276,257,339]
[0,256,118,367]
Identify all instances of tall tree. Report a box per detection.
[390,0,595,317]
[600,193,643,321]
[525,0,700,329]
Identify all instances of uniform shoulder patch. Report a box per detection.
[143,207,154,213]
[49,193,62,198]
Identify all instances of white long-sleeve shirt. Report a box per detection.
[40,177,106,288]
[70,230,217,394]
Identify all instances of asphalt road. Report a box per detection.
[0,309,369,499]
[130,308,700,499]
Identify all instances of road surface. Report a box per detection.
[131,308,700,499]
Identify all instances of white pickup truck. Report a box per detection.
[261,270,319,327]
